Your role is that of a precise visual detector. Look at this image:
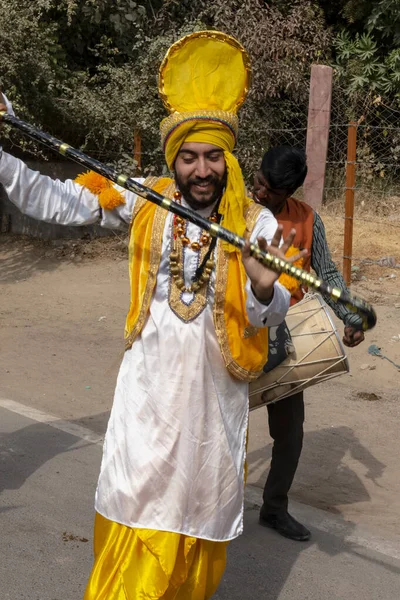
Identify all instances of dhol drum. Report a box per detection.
[249,294,349,410]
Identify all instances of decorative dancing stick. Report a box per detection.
[0,111,377,330]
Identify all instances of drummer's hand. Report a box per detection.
[343,326,365,348]
[242,225,307,303]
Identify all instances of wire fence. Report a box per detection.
[257,83,400,223]
[4,77,399,226]
[135,84,399,224]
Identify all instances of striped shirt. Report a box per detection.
[312,212,363,330]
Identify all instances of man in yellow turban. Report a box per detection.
[0,31,304,599]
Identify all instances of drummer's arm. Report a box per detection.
[311,212,364,346]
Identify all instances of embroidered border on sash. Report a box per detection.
[213,202,265,382]
[125,179,175,349]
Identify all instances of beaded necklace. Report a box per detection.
[168,190,221,322]
[170,190,220,294]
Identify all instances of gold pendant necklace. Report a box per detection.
[168,190,217,322]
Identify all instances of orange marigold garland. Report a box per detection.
[74,171,125,210]
[278,246,304,294]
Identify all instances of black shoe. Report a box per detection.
[259,510,311,541]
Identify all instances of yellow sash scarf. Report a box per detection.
[125,179,268,382]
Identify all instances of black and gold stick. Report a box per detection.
[0,111,377,330]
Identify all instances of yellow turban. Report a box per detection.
[158,31,252,252]
[163,118,251,251]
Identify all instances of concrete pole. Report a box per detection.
[303,65,333,210]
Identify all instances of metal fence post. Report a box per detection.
[343,122,357,286]
[304,65,333,210]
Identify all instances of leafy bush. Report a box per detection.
[332,0,400,100]
[0,0,331,179]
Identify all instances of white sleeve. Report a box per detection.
[1,92,15,116]
[0,92,141,229]
[244,206,291,328]
[0,150,142,229]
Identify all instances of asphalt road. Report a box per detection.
[1,400,400,600]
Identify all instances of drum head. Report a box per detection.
[249,294,349,410]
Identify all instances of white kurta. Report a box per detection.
[0,150,290,541]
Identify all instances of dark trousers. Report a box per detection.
[262,391,304,515]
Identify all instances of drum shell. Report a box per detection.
[249,295,349,410]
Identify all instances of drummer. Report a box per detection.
[253,145,365,541]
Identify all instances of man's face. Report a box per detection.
[174,142,227,210]
[253,170,290,216]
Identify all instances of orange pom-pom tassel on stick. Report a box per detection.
[75,170,125,210]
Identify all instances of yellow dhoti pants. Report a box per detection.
[83,513,228,600]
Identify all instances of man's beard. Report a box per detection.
[174,172,226,210]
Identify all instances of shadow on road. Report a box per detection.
[0,235,61,284]
[248,425,386,511]
[215,505,400,600]
[1,408,397,600]
[0,410,110,495]
[228,424,390,599]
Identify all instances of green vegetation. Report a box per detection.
[0,0,398,179]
